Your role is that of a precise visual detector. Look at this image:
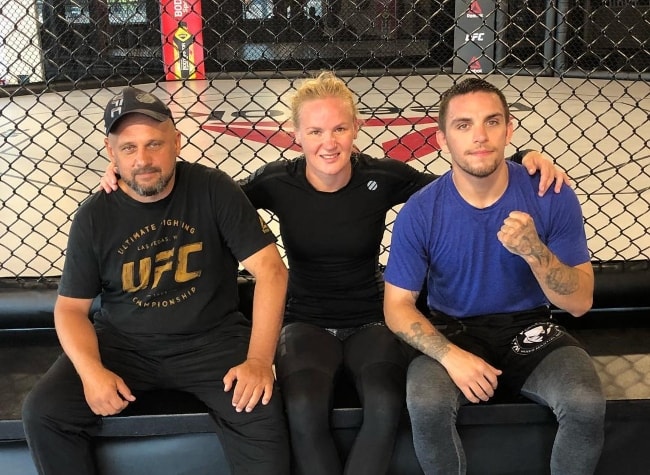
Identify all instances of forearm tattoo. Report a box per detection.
[545,266,580,295]
[396,321,451,362]
[522,240,580,296]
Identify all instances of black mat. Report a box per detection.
[2,326,650,423]
[0,332,61,421]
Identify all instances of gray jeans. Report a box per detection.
[407,346,606,475]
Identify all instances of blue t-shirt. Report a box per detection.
[384,161,590,318]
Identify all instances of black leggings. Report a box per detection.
[275,322,413,475]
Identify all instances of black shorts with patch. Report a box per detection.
[429,306,582,402]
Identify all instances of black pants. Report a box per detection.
[432,306,582,400]
[276,321,414,475]
[22,326,290,475]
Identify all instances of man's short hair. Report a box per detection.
[438,78,510,132]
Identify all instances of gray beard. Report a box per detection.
[123,170,174,197]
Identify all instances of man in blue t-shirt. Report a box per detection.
[384,78,605,475]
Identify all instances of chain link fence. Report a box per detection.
[0,0,648,279]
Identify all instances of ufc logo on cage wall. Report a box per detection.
[465,33,485,42]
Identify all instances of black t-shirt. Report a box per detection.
[240,153,436,328]
[58,161,275,339]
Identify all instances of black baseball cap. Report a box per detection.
[104,86,173,135]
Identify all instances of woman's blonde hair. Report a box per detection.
[290,71,359,129]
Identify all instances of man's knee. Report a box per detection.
[22,385,52,431]
[560,382,606,425]
[528,346,606,423]
[406,355,455,416]
[22,389,41,431]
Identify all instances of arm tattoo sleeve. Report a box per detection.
[395,321,452,362]
[528,245,580,296]
[545,266,580,295]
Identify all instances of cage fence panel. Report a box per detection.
[0,0,648,280]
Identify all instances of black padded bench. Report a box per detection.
[1,261,650,475]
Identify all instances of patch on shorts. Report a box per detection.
[511,321,565,355]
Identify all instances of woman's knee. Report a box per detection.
[359,379,405,429]
[281,370,333,430]
[355,360,405,401]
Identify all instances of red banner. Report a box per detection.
[160,0,206,80]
